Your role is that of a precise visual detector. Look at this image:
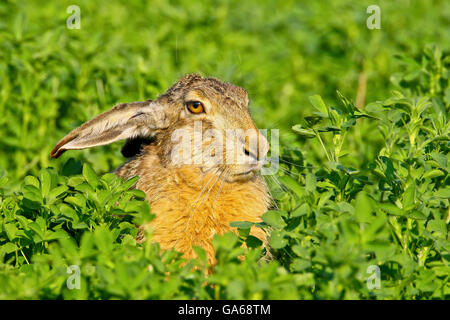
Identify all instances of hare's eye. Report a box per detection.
[186,101,204,114]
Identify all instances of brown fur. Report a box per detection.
[51,73,271,265]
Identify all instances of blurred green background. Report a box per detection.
[0,0,449,187]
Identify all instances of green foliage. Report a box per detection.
[0,0,449,299]
[0,163,308,299]
[262,45,449,299]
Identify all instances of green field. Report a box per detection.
[0,0,449,299]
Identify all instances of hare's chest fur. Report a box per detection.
[116,149,270,264]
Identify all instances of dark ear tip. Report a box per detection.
[50,133,78,159]
[50,147,64,158]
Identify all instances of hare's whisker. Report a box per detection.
[279,158,311,169]
[278,166,302,178]
[192,167,225,214]
[212,168,230,209]
[186,167,226,241]
[276,175,293,193]
[267,174,284,192]
[271,174,300,201]
[177,166,225,243]
[189,166,222,211]
[263,175,280,210]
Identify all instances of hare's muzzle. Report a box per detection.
[226,128,269,180]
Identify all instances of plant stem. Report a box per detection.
[20,249,30,265]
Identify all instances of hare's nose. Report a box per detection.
[243,145,259,160]
[244,131,269,161]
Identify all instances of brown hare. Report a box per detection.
[51,73,271,265]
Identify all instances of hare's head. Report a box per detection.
[51,74,269,182]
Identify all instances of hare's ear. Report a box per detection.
[50,100,169,158]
